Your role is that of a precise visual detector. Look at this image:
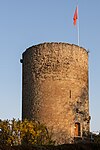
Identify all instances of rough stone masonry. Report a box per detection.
[21,42,90,144]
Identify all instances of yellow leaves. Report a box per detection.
[0,119,54,146]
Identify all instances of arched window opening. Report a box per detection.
[74,122,81,137]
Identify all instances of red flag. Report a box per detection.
[73,6,78,25]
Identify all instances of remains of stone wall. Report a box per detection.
[21,42,90,144]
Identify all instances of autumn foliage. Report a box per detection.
[0,119,54,146]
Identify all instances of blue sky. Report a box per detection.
[0,0,100,133]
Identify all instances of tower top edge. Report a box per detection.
[22,42,88,55]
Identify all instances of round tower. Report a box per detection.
[21,42,90,144]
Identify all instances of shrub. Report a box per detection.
[0,119,54,146]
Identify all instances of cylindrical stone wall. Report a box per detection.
[21,43,90,144]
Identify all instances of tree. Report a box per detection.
[92,132,100,143]
[0,119,54,146]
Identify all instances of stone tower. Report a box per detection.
[21,42,90,144]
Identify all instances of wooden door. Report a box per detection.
[74,123,80,136]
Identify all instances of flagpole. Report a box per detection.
[77,0,79,46]
[77,5,79,46]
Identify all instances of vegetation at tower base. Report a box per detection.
[91,132,100,143]
[0,144,100,150]
[0,119,100,149]
[0,119,54,146]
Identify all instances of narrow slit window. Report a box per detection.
[70,90,71,98]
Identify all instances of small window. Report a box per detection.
[74,122,81,136]
[70,90,71,98]
[76,108,79,113]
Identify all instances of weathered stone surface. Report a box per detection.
[21,42,90,144]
